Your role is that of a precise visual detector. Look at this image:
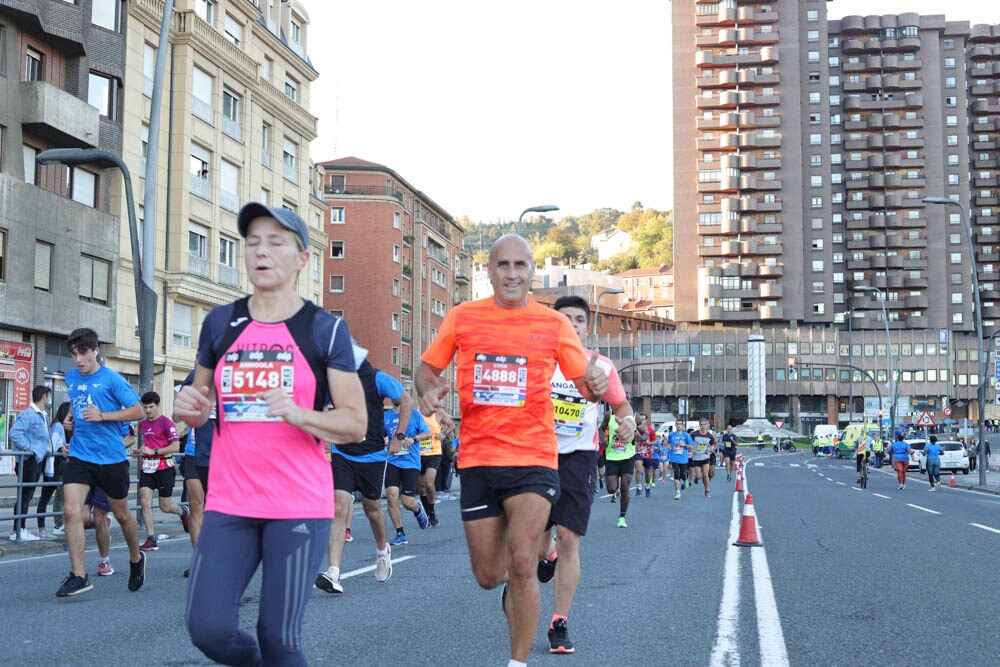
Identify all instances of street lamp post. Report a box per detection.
[855,286,893,438]
[515,204,559,235]
[36,149,157,394]
[845,307,855,422]
[592,288,624,347]
[924,196,986,486]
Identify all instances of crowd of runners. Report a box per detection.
[42,207,756,666]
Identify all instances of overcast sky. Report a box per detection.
[304,1,995,224]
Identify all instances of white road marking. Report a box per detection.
[751,543,790,667]
[789,464,800,468]
[970,523,1000,535]
[873,493,892,499]
[340,555,416,579]
[850,487,862,491]
[906,504,941,515]
[826,477,835,482]
[709,491,742,667]
[754,462,764,467]
[836,482,845,486]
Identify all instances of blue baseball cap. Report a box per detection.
[237,202,310,250]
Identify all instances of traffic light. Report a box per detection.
[788,357,796,378]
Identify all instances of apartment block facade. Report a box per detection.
[624,0,1000,430]
[0,0,127,436]
[317,157,469,411]
[108,0,327,393]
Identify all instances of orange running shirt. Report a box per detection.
[421,297,589,469]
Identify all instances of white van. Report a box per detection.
[813,424,838,441]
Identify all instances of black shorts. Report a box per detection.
[642,457,658,469]
[709,453,717,466]
[670,462,689,480]
[723,448,737,460]
[690,458,710,469]
[597,454,606,468]
[384,464,420,496]
[197,465,209,494]
[420,455,442,475]
[331,454,386,501]
[604,458,634,478]
[85,487,111,512]
[139,466,177,497]
[181,456,200,481]
[62,457,130,500]
[459,466,560,522]
[549,451,597,536]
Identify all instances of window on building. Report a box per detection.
[944,57,955,69]
[34,241,52,291]
[811,175,823,187]
[807,10,818,21]
[222,90,241,140]
[87,72,118,119]
[188,223,209,277]
[282,138,297,182]
[192,65,213,123]
[78,254,110,305]
[392,279,400,297]
[71,167,97,207]
[91,0,119,31]
[809,92,821,104]
[811,196,823,208]
[329,275,344,292]
[391,313,400,331]
[393,245,401,262]
[25,47,43,81]
[945,76,956,88]
[812,260,824,272]
[173,303,193,347]
[284,76,298,101]
[219,159,239,212]
[330,240,344,259]
[807,50,820,63]
[195,0,216,24]
[263,56,272,81]
[394,211,401,229]
[0,228,5,280]
[219,235,238,285]
[809,133,821,145]
[330,207,344,224]
[223,14,243,45]
[24,144,38,184]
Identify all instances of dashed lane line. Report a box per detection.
[906,504,941,515]
[971,523,1000,535]
[873,493,892,499]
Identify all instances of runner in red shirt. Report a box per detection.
[134,391,188,551]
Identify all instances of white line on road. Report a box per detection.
[873,493,892,499]
[709,490,742,667]
[971,523,1000,535]
[789,464,800,468]
[754,462,764,467]
[906,504,941,515]
[751,542,790,667]
[850,487,862,491]
[340,555,415,579]
[826,477,835,482]
[836,482,845,486]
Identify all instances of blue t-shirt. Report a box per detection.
[66,365,141,465]
[889,440,911,461]
[666,431,693,464]
[924,443,943,460]
[331,370,405,463]
[384,409,428,470]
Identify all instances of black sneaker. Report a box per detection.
[183,568,190,578]
[429,515,440,528]
[537,556,558,584]
[56,573,93,597]
[548,618,575,654]
[128,552,146,592]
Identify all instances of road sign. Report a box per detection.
[995,360,1000,381]
[915,410,935,427]
[775,419,785,430]
[944,407,952,417]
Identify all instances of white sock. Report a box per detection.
[326,566,340,580]
[376,547,389,557]
[507,661,527,667]
[99,557,110,564]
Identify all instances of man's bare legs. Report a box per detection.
[465,493,551,664]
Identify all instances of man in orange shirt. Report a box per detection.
[416,234,608,667]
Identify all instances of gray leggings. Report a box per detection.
[926,459,942,487]
[186,511,331,666]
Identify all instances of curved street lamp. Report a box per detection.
[592,288,624,347]
[515,204,559,235]
[924,196,986,486]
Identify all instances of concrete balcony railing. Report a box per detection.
[20,81,100,148]
[190,174,212,201]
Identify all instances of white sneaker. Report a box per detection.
[375,545,392,583]
[8,532,16,542]
[37,529,48,539]
[18,531,41,542]
[52,525,65,535]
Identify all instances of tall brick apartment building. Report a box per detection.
[318,157,469,408]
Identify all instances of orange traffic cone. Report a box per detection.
[734,469,744,493]
[733,493,762,547]
[949,472,956,488]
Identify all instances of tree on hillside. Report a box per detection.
[576,208,623,238]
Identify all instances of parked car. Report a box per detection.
[904,439,925,471]
[919,440,970,475]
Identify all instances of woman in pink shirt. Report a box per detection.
[174,203,366,666]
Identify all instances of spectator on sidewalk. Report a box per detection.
[37,402,72,537]
[9,386,52,542]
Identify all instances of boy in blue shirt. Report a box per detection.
[58,328,146,597]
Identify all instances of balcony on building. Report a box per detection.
[188,253,209,278]
[20,81,101,148]
[190,173,212,201]
[323,183,403,202]
[218,263,239,287]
